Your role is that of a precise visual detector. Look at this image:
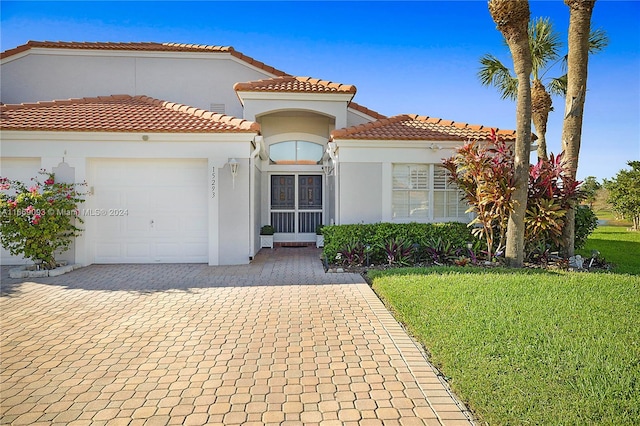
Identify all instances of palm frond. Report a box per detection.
[589,28,609,54]
[478,54,518,100]
[557,28,608,73]
[548,75,568,96]
[528,17,562,79]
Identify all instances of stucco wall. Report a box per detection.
[1,52,272,117]
[218,157,251,265]
[260,114,333,140]
[339,162,383,224]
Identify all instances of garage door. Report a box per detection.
[90,159,208,263]
[1,158,42,265]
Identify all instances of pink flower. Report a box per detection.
[0,183,10,190]
[33,214,41,225]
[25,205,35,214]
[66,194,71,200]
[29,185,39,195]
[7,200,17,208]
[44,178,54,185]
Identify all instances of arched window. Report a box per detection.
[269,141,324,165]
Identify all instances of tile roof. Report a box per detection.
[0,41,289,77]
[0,95,260,133]
[330,114,520,142]
[234,76,357,94]
[347,102,387,120]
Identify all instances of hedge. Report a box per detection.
[322,222,476,265]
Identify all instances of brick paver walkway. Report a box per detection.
[1,247,473,425]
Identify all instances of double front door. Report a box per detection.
[270,174,322,241]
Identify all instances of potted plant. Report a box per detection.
[315,224,325,248]
[260,225,275,249]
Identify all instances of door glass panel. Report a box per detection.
[298,175,322,210]
[271,175,295,210]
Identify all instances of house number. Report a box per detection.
[211,167,216,198]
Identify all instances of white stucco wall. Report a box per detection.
[218,157,251,265]
[1,50,274,117]
[338,163,383,224]
[1,131,256,266]
[335,140,465,224]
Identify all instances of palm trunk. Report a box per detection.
[505,38,532,267]
[531,79,552,161]
[561,0,595,256]
[489,0,533,267]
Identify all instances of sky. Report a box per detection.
[1,0,638,181]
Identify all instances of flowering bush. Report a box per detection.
[0,170,87,269]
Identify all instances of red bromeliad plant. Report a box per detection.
[443,130,582,261]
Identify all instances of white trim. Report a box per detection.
[0,130,257,143]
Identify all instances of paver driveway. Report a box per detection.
[1,247,473,425]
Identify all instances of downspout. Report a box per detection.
[249,135,263,259]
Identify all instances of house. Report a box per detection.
[0,41,517,266]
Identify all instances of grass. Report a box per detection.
[579,225,640,275]
[370,226,640,425]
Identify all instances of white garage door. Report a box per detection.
[1,158,42,265]
[90,159,208,263]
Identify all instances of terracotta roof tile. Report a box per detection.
[330,114,520,142]
[234,76,356,94]
[0,41,289,77]
[0,95,260,133]
[347,101,387,120]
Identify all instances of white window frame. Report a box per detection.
[391,163,470,222]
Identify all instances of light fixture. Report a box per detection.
[322,161,334,176]
[228,158,239,188]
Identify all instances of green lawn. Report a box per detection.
[579,225,640,275]
[371,227,640,425]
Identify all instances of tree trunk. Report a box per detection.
[561,0,595,256]
[531,79,552,160]
[489,0,533,267]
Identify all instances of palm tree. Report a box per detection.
[479,17,608,160]
[488,0,532,268]
[561,0,597,256]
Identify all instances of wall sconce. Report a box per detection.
[228,158,239,188]
[429,143,442,151]
[322,162,334,176]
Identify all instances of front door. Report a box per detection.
[270,174,322,242]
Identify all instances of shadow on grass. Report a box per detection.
[581,238,640,275]
[366,265,566,280]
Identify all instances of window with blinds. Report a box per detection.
[392,164,468,221]
[433,167,467,218]
[392,164,429,219]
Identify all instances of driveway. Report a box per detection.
[1,247,473,425]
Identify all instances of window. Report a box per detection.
[392,164,429,219]
[269,141,324,165]
[433,168,468,218]
[392,164,468,221]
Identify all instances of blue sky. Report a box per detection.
[1,0,638,180]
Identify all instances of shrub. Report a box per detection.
[323,222,475,265]
[574,205,598,249]
[260,225,275,235]
[443,135,582,260]
[0,170,87,269]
